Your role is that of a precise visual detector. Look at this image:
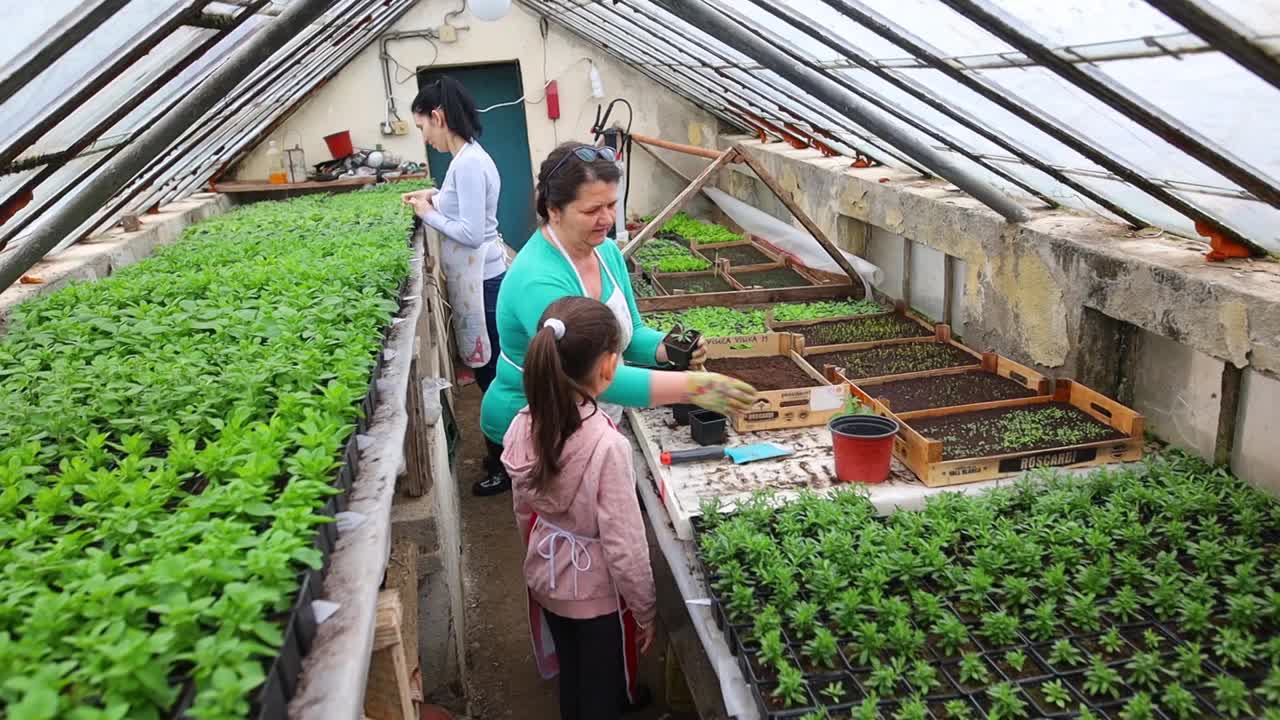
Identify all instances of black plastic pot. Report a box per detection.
[293,569,320,655]
[254,669,288,720]
[690,409,727,446]
[1020,677,1085,718]
[752,678,818,719]
[167,680,197,720]
[671,403,699,426]
[662,327,702,370]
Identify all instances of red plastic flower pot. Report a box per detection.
[323,130,354,159]
[828,414,899,484]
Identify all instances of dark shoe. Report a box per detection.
[622,684,653,714]
[471,471,510,496]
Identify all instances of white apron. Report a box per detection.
[501,227,635,422]
[438,143,494,368]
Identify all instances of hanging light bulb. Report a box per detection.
[469,0,511,21]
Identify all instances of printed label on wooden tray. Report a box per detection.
[809,385,844,411]
[997,447,1098,473]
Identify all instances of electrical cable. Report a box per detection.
[475,57,592,113]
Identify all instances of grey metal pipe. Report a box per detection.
[652,0,1031,224]
[0,0,334,293]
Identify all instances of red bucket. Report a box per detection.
[323,130,354,159]
[829,414,899,484]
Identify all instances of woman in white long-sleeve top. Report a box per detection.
[403,76,510,495]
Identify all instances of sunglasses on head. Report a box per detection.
[547,145,618,179]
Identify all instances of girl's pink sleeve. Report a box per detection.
[593,434,657,625]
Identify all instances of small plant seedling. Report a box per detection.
[1003,649,1028,675]
[820,680,847,706]
[1066,592,1103,632]
[1024,600,1059,642]
[932,615,969,656]
[1125,650,1162,690]
[867,657,905,696]
[1161,684,1200,720]
[788,600,820,641]
[854,695,879,720]
[1048,638,1085,669]
[1118,692,1156,720]
[804,627,840,670]
[894,697,929,720]
[942,698,974,720]
[1039,679,1072,709]
[1082,659,1124,700]
[907,659,940,695]
[1098,627,1126,656]
[1210,675,1251,718]
[799,711,830,720]
[979,610,1019,647]
[985,682,1029,720]
[1178,597,1213,635]
[1171,641,1206,680]
[759,629,787,672]
[1077,707,1101,720]
[1260,667,1280,704]
[957,652,991,687]
[773,662,808,708]
[1214,627,1260,670]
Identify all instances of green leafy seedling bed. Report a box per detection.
[910,403,1127,460]
[660,211,743,245]
[790,314,932,347]
[0,181,417,719]
[642,302,880,340]
[771,300,886,323]
[703,355,824,392]
[808,342,979,380]
[864,372,1040,413]
[733,266,812,289]
[694,452,1280,720]
[630,273,658,298]
[632,237,710,273]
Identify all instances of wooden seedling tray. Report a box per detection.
[888,380,1145,487]
[730,257,826,291]
[845,352,1051,416]
[693,238,784,273]
[809,325,984,387]
[705,333,848,432]
[775,303,940,354]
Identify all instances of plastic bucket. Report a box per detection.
[323,130,354,159]
[829,414,899,484]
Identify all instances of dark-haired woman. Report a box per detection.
[478,142,757,497]
[402,76,509,496]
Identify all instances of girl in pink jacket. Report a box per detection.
[503,296,657,720]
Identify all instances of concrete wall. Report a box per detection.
[714,137,1280,493]
[230,1,721,221]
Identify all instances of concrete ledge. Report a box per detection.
[0,193,233,331]
[719,137,1280,378]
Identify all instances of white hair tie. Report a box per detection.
[542,317,566,340]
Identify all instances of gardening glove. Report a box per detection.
[686,372,757,415]
[689,335,708,367]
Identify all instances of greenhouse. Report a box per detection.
[1,1,1278,719]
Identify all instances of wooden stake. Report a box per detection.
[621,147,739,259]
[364,591,416,720]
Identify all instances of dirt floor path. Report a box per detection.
[455,385,677,720]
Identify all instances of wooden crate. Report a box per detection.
[889,380,1145,487]
[651,259,743,296]
[844,352,1051,415]
[705,334,848,432]
[730,257,826,291]
[693,238,784,273]
[776,303,941,354]
[808,325,984,385]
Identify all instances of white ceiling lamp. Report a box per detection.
[469,0,511,21]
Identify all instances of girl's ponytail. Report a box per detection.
[522,297,622,490]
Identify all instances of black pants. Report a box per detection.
[473,272,504,393]
[543,610,624,720]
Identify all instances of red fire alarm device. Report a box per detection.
[546,80,560,120]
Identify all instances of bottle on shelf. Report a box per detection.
[267,140,288,185]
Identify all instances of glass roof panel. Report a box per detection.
[855,0,1015,57]
[0,0,96,66]
[1191,0,1280,36]
[985,0,1183,47]
[0,1,188,140]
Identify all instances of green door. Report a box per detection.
[419,63,537,249]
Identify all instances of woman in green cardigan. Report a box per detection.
[473,143,757,495]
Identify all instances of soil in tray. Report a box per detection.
[864,371,1039,413]
[704,355,823,391]
[790,314,932,347]
[660,274,735,294]
[809,342,979,381]
[733,266,810,289]
[909,402,1127,461]
[702,243,772,266]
